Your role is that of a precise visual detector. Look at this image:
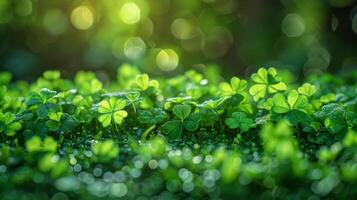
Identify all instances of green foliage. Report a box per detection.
[0,67,356,199]
[98,97,128,127]
[272,90,310,125]
[249,67,287,101]
[92,139,119,161]
[219,77,247,96]
[225,112,254,132]
[0,112,21,136]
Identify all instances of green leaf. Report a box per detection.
[0,112,22,136]
[272,90,308,114]
[284,110,307,126]
[98,97,127,127]
[314,103,347,134]
[48,112,63,122]
[219,77,247,96]
[25,136,42,152]
[92,139,119,160]
[249,68,286,101]
[298,83,316,97]
[161,120,182,139]
[138,108,168,125]
[45,120,60,131]
[183,113,201,132]
[172,104,191,120]
[225,112,254,132]
[43,70,61,80]
[113,110,128,125]
[272,93,290,113]
[26,136,57,153]
[125,91,140,102]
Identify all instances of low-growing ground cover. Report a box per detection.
[0,65,356,199]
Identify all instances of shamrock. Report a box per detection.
[161,104,200,138]
[92,139,119,161]
[219,77,247,96]
[225,112,254,132]
[0,112,21,136]
[45,112,63,131]
[98,97,128,127]
[133,74,159,91]
[298,83,317,97]
[272,90,309,125]
[314,103,347,134]
[249,67,287,101]
[25,136,57,153]
[138,108,168,125]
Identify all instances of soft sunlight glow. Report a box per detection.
[156,49,179,71]
[124,37,146,59]
[71,6,94,30]
[119,2,141,24]
[281,13,305,37]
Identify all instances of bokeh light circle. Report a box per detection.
[171,18,196,40]
[156,49,179,71]
[281,13,305,37]
[43,9,68,35]
[119,2,141,24]
[124,37,146,60]
[71,6,94,30]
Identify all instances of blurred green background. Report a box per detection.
[0,0,356,80]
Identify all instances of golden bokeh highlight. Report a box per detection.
[71,6,94,30]
[156,49,179,71]
[119,2,141,24]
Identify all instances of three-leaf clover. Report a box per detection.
[98,97,128,127]
[133,74,159,91]
[161,104,199,138]
[225,112,254,132]
[298,83,317,97]
[272,90,309,125]
[249,67,287,101]
[25,136,57,153]
[0,112,21,136]
[92,139,119,161]
[219,77,247,96]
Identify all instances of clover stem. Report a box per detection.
[214,109,224,133]
[141,125,156,141]
[131,102,137,115]
[113,122,120,140]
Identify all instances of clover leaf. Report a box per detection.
[314,103,347,134]
[161,120,182,139]
[92,139,119,161]
[272,90,308,113]
[0,112,22,136]
[25,136,57,153]
[183,112,202,132]
[219,77,247,96]
[225,112,254,132]
[172,104,191,121]
[249,67,287,101]
[138,108,168,125]
[98,97,128,127]
[271,90,310,125]
[298,83,316,97]
[134,74,159,91]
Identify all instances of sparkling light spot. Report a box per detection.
[281,13,305,37]
[70,6,94,30]
[119,2,141,24]
[156,49,179,71]
[124,37,146,59]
